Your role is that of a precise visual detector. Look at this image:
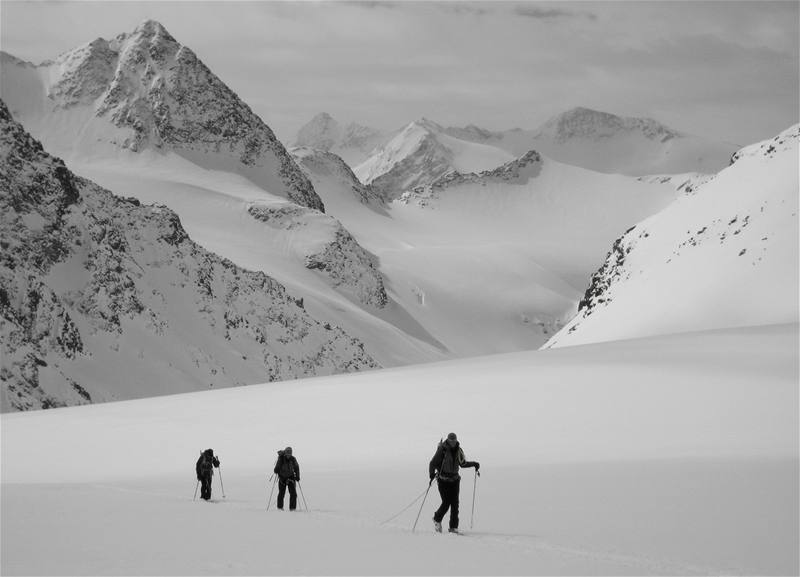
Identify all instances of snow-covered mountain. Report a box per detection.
[353,118,516,200]
[305,140,680,356]
[0,20,323,211]
[453,107,739,176]
[1,22,444,371]
[545,124,799,348]
[291,146,385,212]
[294,112,394,167]
[344,108,736,197]
[0,99,378,411]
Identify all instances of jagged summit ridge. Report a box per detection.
[1,19,324,212]
[353,116,515,199]
[0,97,377,411]
[400,150,543,206]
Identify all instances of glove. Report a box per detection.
[430,472,436,481]
[295,476,300,482]
[475,462,480,472]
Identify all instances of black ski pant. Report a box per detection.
[434,478,460,529]
[277,477,297,510]
[199,473,212,500]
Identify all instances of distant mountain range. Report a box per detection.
[296,108,739,199]
[1,20,795,412]
[294,112,395,167]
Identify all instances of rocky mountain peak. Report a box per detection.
[296,112,342,151]
[129,19,176,44]
[411,117,444,133]
[4,21,324,211]
[539,107,681,142]
[0,97,376,411]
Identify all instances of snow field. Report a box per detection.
[2,324,797,574]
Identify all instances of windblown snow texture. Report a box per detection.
[0,99,377,412]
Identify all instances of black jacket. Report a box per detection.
[429,441,477,482]
[196,450,220,479]
[274,451,300,481]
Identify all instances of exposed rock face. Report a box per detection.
[1,20,324,212]
[353,118,516,201]
[544,124,799,348]
[0,99,377,412]
[537,107,681,143]
[400,150,543,207]
[305,227,388,309]
[247,203,388,309]
[368,132,454,200]
[291,146,385,208]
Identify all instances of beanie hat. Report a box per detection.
[447,433,457,442]
[285,446,293,455]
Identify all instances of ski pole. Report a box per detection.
[266,475,277,510]
[380,486,430,525]
[412,478,435,533]
[267,456,279,510]
[217,464,226,499]
[193,479,199,501]
[297,480,309,512]
[470,469,480,529]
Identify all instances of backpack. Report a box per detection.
[438,442,463,478]
[197,450,214,475]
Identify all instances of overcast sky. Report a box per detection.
[1,1,797,145]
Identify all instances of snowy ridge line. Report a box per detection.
[545,123,799,348]
[0,97,378,411]
[0,20,324,211]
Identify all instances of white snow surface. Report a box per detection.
[301,147,679,357]
[547,124,800,348]
[2,324,798,575]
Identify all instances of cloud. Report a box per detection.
[513,4,596,22]
[439,3,494,17]
[339,0,399,9]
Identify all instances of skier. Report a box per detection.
[274,446,301,511]
[195,448,220,501]
[429,432,480,533]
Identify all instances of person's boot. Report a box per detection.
[448,527,460,534]
[433,518,442,533]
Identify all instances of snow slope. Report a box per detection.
[0,99,377,412]
[353,118,516,199]
[453,107,739,176]
[2,324,797,574]
[546,124,800,348]
[302,147,680,357]
[68,150,444,370]
[0,23,446,371]
[0,21,323,211]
